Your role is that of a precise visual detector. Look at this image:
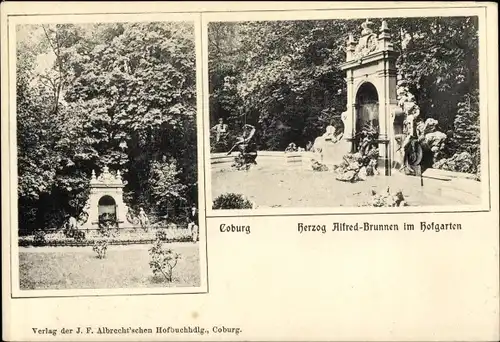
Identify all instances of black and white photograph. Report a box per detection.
[12,17,207,295]
[2,3,499,342]
[207,16,487,212]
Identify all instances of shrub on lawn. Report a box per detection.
[213,193,253,210]
[91,222,118,258]
[149,239,181,282]
[63,227,86,243]
[155,229,168,242]
[92,240,108,259]
[33,230,46,246]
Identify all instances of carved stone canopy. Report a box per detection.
[90,165,124,186]
[346,19,394,62]
[339,19,399,175]
[361,18,374,35]
[353,20,379,59]
[78,166,130,229]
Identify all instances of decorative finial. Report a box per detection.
[91,170,96,180]
[348,32,355,43]
[380,20,389,31]
[116,170,122,180]
[103,165,109,174]
[378,19,393,51]
[361,18,373,35]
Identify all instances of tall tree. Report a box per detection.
[209,17,479,155]
[17,22,198,232]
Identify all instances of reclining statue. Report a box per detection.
[312,125,343,154]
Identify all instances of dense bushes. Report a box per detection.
[335,149,379,182]
[17,23,197,235]
[433,93,480,177]
[156,229,168,242]
[33,230,46,247]
[64,228,86,241]
[18,228,192,247]
[92,240,108,259]
[213,193,254,209]
[209,18,480,175]
[433,152,477,174]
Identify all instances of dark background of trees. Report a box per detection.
[208,17,480,165]
[16,17,481,232]
[17,22,198,233]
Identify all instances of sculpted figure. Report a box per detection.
[67,215,78,231]
[324,125,336,141]
[188,204,199,243]
[285,142,298,153]
[341,111,352,140]
[211,118,229,143]
[227,124,258,169]
[361,19,374,35]
[138,208,149,231]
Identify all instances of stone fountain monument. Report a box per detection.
[307,19,449,176]
[336,19,406,175]
[78,166,133,230]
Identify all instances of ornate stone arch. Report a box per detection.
[79,166,133,230]
[339,19,399,175]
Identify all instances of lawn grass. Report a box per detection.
[19,243,200,290]
[212,167,481,208]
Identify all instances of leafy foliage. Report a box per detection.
[212,193,254,210]
[149,239,181,282]
[92,240,108,259]
[17,22,197,233]
[209,20,361,150]
[74,231,86,242]
[452,93,480,153]
[92,215,119,258]
[209,17,479,170]
[147,159,187,217]
[33,230,47,246]
[63,227,86,242]
[155,229,168,242]
[19,228,193,247]
[431,92,480,176]
[335,149,379,183]
[432,151,476,174]
[393,17,479,131]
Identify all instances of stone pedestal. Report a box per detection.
[321,139,351,166]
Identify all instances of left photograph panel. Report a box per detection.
[9,14,207,297]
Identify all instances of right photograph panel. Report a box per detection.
[205,14,489,214]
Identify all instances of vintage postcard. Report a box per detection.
[2,2,499,342]
[5,11,208,298]
[204,8,491,217]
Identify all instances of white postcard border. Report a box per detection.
[202,6,492,217]
[7,12,209,298]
